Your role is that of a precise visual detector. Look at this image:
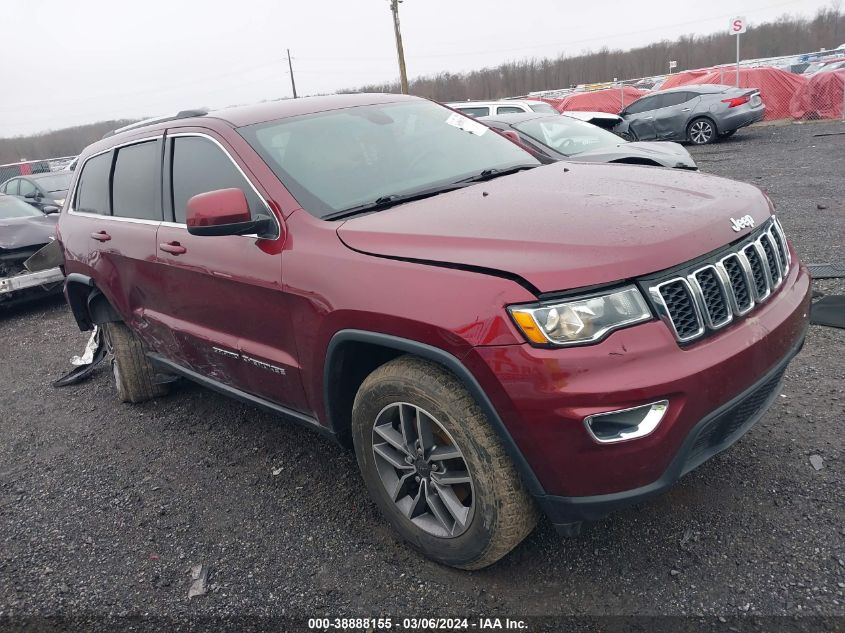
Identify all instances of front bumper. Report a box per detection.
[535,329,804,528]
[465,259,811,526]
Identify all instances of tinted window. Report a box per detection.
[19,179,36,197]
[75,152,112,215]
[3,179,18,195]
[496,106,526,114]
[456,107,490,117]
[112,142,160,220]
[171,136,264,224]
[657,92,692,107]
[624,96,656,114]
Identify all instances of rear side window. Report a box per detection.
[657,92,692,108]
[496,106,525,114]
[3,179,18,195]
[112,141,161,220]
[75,152,112,215]
[456,107,490,117]
[170,136,264,224]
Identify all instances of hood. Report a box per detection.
[573,141,697,169]
[0,214,58,250]
[336,162,772,294]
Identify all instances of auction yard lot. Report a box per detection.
[1,121,843,622]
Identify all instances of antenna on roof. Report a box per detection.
[102,108,210,139]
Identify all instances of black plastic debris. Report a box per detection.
[807,263,845,279]
[52,327,108,387]
[810,295,845,330]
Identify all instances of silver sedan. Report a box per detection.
[481,112,698,170]
[614,85,765,145]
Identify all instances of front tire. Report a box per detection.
[352,356,538,569]
[102,321,169,403]
[687,117,717,145]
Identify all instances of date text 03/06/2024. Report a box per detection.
[307,617,528,630]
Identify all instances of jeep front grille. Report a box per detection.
[647,218,791,344]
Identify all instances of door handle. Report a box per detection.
[681,108,691,112]
[91,231,111,242]
[645,116,654,120]
[159,241,187,255]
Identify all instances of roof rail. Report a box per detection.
[101,108,210,139]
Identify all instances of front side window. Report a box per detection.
[239,100,539,218]
[18,179,36,197]
[170,136,264,224]
[112,141,161,220]
[515,115,624,157]
[75,152,112,215]
[624,96,656,114]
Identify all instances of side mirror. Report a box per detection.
[186,188,274,237]
[501,130,522,145]
[24,191,37,199]
[42,205,60,214]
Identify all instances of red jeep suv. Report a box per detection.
[57,94,810,569]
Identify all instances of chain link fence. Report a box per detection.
[0,156,75,184]
[528,48,845,124]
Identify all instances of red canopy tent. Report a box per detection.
[660,69,714,90]
[543,86,648,114]
[689,67,808,120]
[790,69,845,120]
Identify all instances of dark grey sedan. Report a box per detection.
[614,85,765,145]
[481,112,697,169]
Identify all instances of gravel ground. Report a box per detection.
[0,121,843,628]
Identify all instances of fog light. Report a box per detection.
[584,400,669,444]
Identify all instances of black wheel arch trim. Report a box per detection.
[324,329,546,497]
[64,273,123,331]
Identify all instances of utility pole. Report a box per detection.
[389,0,409,94]
[287,48,298,99]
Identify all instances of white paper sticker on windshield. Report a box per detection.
[445,112,488,136]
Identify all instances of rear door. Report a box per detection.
[70,138,176,351]
[155,130,309,413]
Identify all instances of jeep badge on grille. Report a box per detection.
[730,215,755,232]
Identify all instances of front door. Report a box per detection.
[155,131,309,413]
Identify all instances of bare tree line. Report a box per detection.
[0,120,138,165]
[343,8,845,101]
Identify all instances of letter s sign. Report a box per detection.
[730,17,747,34]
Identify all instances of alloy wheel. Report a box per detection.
[689,120,714,144]
[371,402,474,538]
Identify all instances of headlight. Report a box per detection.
[509,285,652,346]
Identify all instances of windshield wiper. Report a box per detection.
[322,182,471,220]
[456,164,539,184]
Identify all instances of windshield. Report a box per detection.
[239,100,538,218]
[0,195,43,219]
[514,115,624,157]
[34,172,71,193]
[528,102,558,114]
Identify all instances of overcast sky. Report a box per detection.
[0,0,831,137]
